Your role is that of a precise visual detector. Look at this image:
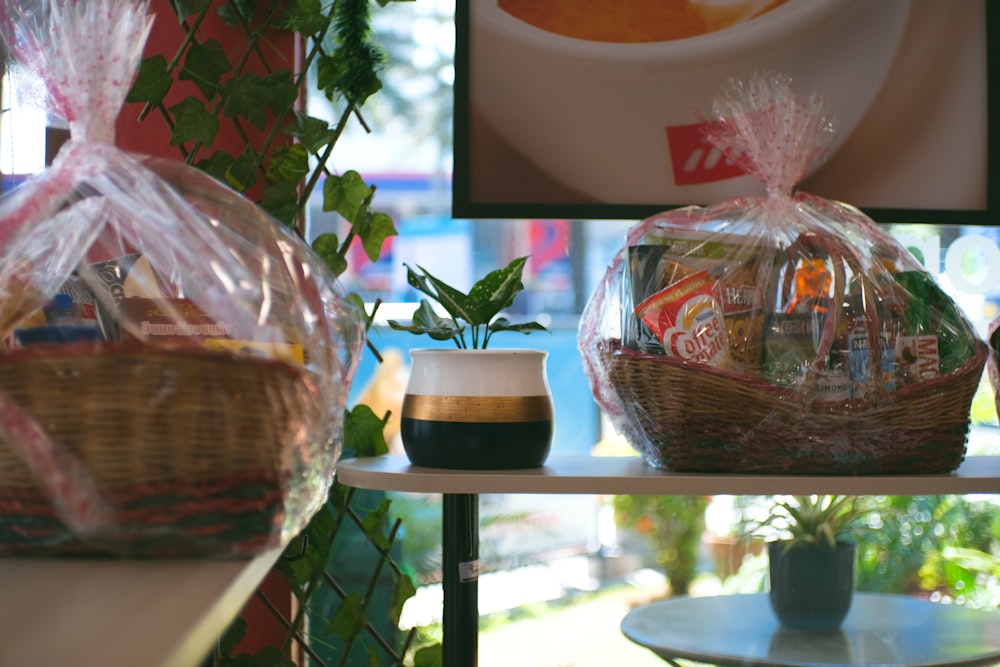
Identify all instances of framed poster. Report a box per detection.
[454,0,999,225]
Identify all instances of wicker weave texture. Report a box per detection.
[602,339,988,475]
[0,345,327,556]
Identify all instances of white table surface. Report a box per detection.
[621,593,1000,667]
[0,548,282,667]
[336,455,1000,496]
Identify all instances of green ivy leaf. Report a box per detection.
[260,180,301,227]
[170,0,210,22]
[169,96,219,147]
[413,643,443,667]
[314,53,339,102]
[343,403,389,457]
[346,293,369,324]
[195,150,236,184]
[217,0,255,27]
[266,144,310,183]
[224,147,260,192]
[323,170,373,222]
[358,207,397,262]
[361,499,392,550]
[220,72,274,130]
[389,574,417,625]
[387,299,464,342]
[277,0,329,37]
[277,506,336,592]
[179,39,232,99]
[327,592,368,640]
[127,55,171,105]
[263,69,299,114]
[284,112,338,154]
[312,233,348,277]
[329,479,350,514]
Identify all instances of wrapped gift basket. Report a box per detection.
[0,0,365,556]
[579,72,987,475]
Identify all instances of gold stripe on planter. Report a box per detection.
[402,394,554,423]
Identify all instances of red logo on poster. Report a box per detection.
[665,122,747,185]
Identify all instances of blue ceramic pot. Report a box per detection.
[768,540,855,631]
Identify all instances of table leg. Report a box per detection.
[442,493,479,667]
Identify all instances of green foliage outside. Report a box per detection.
[612,495,708,597]
[854,495,1000,604]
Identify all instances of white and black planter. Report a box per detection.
[400,349,554,470]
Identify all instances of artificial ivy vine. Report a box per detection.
[125,1,436,665]
[126,0,397,281]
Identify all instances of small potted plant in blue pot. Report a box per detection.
[751,495,868,631]
[388,257,552,470]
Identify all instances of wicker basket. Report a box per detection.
[0,342,328,557]
[599,338,989,475]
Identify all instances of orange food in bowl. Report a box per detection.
[498,0,789,43]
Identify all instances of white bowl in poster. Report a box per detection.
[470,0,911,206]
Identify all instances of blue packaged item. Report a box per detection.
[14,325,103,346]
[43,294,77,325]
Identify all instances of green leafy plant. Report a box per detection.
[387,257,548,349]
[749,495,869,552]
[855,495,998,601]
[612,494,708,597]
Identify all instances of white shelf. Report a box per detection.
[336,455,1000,496]
[0,548,282,667]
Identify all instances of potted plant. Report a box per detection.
[747,495,869,631]
[387,257,552,469]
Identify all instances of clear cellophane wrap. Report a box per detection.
[0,0,365,556]
[578,72,986,474]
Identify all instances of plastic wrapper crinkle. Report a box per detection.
[986,315,1000,426]
[578,72,987,475]
[0,0,366,556]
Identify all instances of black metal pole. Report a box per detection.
[442,493,479,667]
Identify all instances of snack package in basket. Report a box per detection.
[0,0,366,556]
[986,315,1000,425]
[578,71,987,475]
